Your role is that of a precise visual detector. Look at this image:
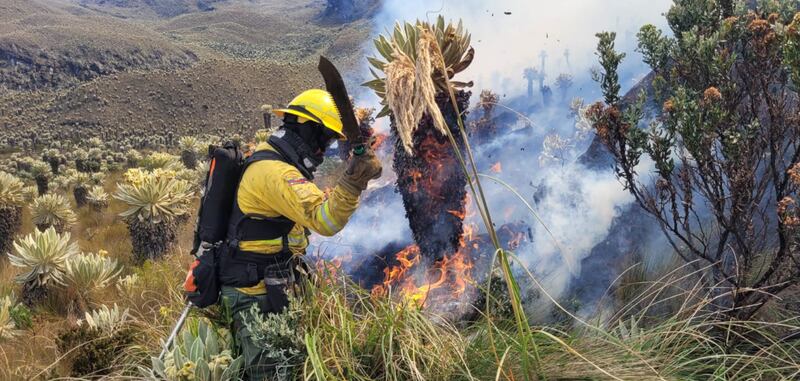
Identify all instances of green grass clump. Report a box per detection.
[57,323,136,377]
[301,275,473,380]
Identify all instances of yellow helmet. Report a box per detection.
[272,89,346,139]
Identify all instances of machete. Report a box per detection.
[317,56,366,156]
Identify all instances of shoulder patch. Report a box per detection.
[287,178,309,186]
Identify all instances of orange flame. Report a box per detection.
[447,209,466,219]
[373,225,481,306]
[371,133,389,150]
[381,136,485,306]
[317,252,352,285]
[405,135,450,196]
[408,169,423,193]
[508,232,525,250]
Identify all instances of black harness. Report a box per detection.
[218,149,307,289]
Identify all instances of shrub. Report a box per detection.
[144,318,243,381]
[114,174,193,262]
[0,295,22,341]
[243,302,306,379]
[69,172,92,207]
[57,304,134,377]
[589,6,800,319]
[115,273,140,297]
[0,171,26,256]
[178,136,204,169]
[125,148,143,168]
[29,160,51,196]
[139,152,182,171]
[30,194,77,233]
[86,185,109,211]
[9,227,78,306]
[59,252,122,313]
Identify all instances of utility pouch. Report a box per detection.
[183,243,221,308]
[263,262,294,313]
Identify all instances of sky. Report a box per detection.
[370,0,674,99]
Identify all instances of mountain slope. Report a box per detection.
[0,0,375,151]
[76,0,226,18]
[0,0,197,92]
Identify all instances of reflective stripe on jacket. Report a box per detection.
[235,143,359,294]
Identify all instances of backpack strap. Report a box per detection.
[227,149,296,253]
[242,149,287,174]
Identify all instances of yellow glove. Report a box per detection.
[337,150,382,194]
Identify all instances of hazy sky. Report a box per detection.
[374,0,674,96]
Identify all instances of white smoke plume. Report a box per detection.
[316,0,675,316]
[361,0,673,108]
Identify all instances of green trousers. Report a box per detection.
[221,286,282,381]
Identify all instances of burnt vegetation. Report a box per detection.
[589,1,800,320]
[393,91,470,261]
[0,0,800,380]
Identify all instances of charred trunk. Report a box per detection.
[127,218,178,263]
[47,157,63,175]
[0,204,22,256]
[181,150,197,170]
[392,90,471,261]
[73,186,88,207]
[35,175,48,196]
[21,282,48,307]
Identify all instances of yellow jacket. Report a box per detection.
[234,143,360,295]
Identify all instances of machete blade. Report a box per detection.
[317,56,365,152]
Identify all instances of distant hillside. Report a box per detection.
[320,0,382,23]
[0,0,375,151]
[77,0,226,18]
[0,0,197,92]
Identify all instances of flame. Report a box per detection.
[508,232,525,250]
[447,208,466,219]
[375,243,476,306]
[490,162,502,173]
[381,136,488,307]
[462,223,476,243]
[372,188,487,306]
[464,193,475,218]
[449,193,475,220]
[498,224,528,251]
[371,133,389,150]
[373,222,481,306]
[408,169,423,193]
[371,222,536,308]
[407,135,450,196]
[407,267,447,303]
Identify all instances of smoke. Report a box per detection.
[360,0,673,108]
[315,0,675,316]
[524,164,635,278]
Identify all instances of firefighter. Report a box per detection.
[219,89,382,380]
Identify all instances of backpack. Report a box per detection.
[183,141,299,308]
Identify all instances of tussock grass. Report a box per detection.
[286,265,800,381]
[0,171,796,380]
[0,173,197,379]
[301,273,473,380]
[0,94,797,381]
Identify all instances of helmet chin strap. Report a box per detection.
[269,129,319,180]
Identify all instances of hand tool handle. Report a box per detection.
[159,302,193,361]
